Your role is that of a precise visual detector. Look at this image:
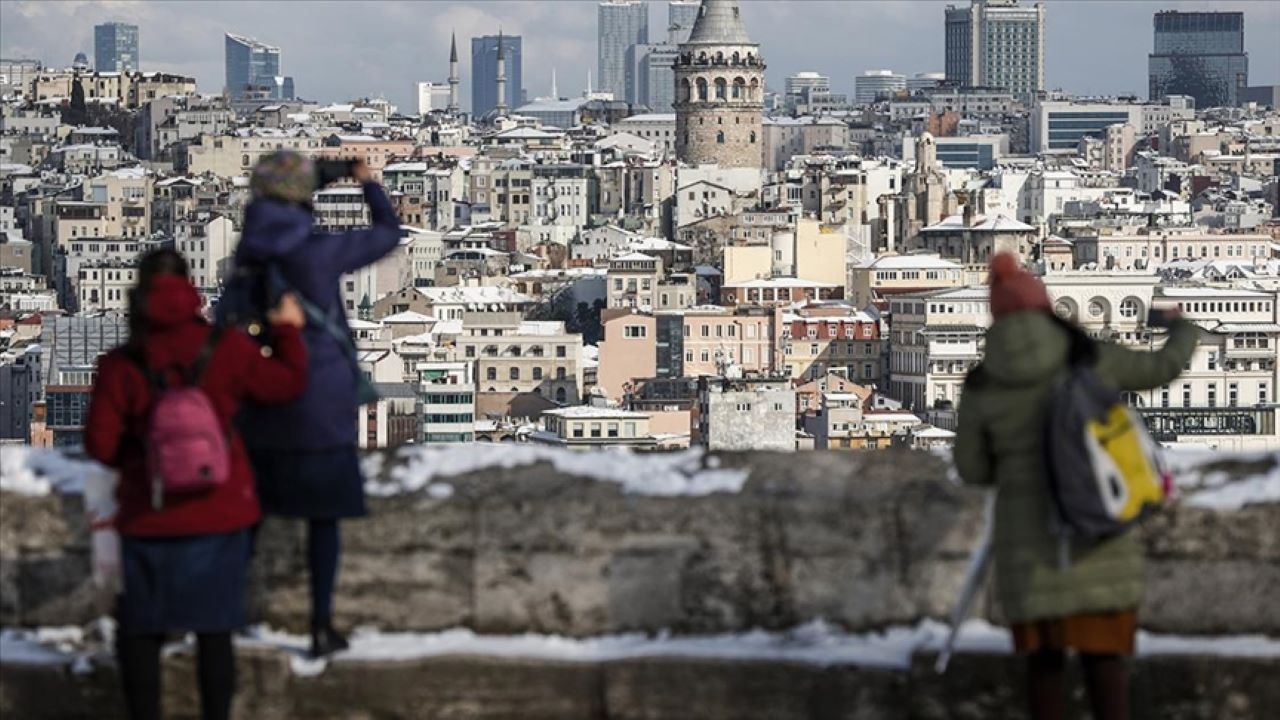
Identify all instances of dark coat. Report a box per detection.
[85,275,307,538]
[954,312,1199,623]
[234,181,401,452]
[234,181,400,519]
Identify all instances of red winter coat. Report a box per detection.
[85,275,307,538]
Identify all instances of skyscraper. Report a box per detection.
[668,1,701,42]
[598,1,649,102]
[674,0,765,168]
[94,22,138,72]
[854,70,906,105]
[944,0,1044,103]
[471,34,523,118]
[1149,11,1247,109]
[225,33,293,99]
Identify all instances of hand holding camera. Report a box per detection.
[313,158,372,188]
[1146,307,1182,329]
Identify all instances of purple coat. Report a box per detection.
[235,182,401,453]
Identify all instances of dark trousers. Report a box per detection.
[1027,650,1129,720]
[117,632,234,720]
[307,518,340,629]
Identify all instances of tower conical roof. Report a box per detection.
[685,0,753,44]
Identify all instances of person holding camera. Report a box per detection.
[234,151,401,658]
[954,254,1199,720]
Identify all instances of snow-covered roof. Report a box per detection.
[863,254,962,270]
[921,214,1035,233]
[543,406,648,420]
[416,286,532,306]
[723,277,839,289]
[381,311,436,324]
[611,251,659,263]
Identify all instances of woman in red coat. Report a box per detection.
[85,249,307,720]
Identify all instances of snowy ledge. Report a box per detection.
[3,444,1277,507]
[5,619,1280,677]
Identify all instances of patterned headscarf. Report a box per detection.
[250,150,316,205]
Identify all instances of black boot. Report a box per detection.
[309,624,349,659]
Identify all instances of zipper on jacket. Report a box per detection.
[152,475,164,510]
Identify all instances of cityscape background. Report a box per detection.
[2,0,1278,113]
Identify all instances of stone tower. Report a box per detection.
[447,32,460,115]
[673,0,765,168]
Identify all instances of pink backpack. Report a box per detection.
[132,329,229,509]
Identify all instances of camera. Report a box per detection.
[313,159,358,188]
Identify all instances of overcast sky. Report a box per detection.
[2,0,1277,113]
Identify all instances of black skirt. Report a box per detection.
[117,529,251,635]
[250,446,367,519]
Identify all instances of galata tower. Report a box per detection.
[673,0,765,168]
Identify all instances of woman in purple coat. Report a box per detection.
[235,151,401,657]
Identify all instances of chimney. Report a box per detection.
[962,200,974,228]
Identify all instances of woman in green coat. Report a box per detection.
[955,254,1199,720]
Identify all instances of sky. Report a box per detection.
[2,0,1277,113]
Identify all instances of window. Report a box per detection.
[509,367,520,380]
[1119,298,1140,319]
[486,367,497,381]
[533,367,543,380]
[1208,352,1217,371]
[1182,384,1191,408]
[1161,388,1170,408]
[1260,383,1269,405]
[590,423,602,438]
[1228,383,1238,407]
[624,325,647,338]
[716,131,725,144]
[556,346,567,358]
[1207,385,1217,408]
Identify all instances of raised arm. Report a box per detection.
[1094,317,1200,392]
[230,321,309,405]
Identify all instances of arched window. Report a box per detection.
[696,77,708,101]
[749,131,757,144]
[242,154,250,166]
[714,51,724,64]
[509,367,520,380]
[716,131,725,144]
[732,51,741,65]
[732,77,745,99]
[749,78,760,101]
[697,52,708,64]
[714,78,727,100]
[1119,297,1143,319]
[679,78,691,103]
[555,387,568,403]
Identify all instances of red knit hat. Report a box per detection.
[989,253,1052,319]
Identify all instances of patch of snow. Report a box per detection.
[425,483,454,499]
[366,445,749,498]
[0,630,74,666]
[1185,472,1280,510]
[0,446,113,496]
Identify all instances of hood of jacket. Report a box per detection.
[980,311,1070,387]
[144,275,204,329]
[236,198,315,261]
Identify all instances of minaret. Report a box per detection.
[550,68,558,100]
[447,31,460,115]
[494,29,508,117]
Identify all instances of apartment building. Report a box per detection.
[848,253,967,308]
[888,286,991,412]
[418,361,476,444]
[460,312,583,405]
[780,302,883,383]
[1072,230,1273,270]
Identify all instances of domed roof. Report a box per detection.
[684,0,754,45]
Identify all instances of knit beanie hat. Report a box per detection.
[989,253,1052,319]
[250,150,316,205]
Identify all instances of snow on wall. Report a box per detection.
[5,618,1279,677]
[4,444,1276,507]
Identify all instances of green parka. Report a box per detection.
[954,311,1199,623]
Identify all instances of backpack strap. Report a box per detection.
[125,344,169,391]
[185,326,225,386]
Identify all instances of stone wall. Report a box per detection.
[3,448,1277,637]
